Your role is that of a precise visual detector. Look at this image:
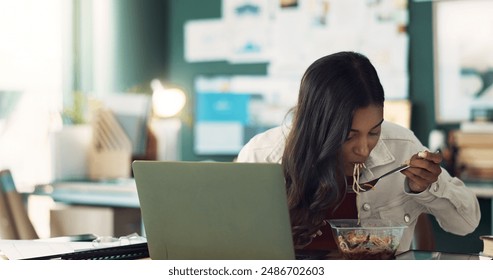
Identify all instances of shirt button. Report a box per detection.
[404,214,411,223]
[433,184,439,192]
[362,203,371,211]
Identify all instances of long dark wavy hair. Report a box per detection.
[282,51,385,247]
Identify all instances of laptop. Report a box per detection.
[132,160,295,260]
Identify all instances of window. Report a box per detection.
[0,0,66,191]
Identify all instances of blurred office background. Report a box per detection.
[1,0,492,253]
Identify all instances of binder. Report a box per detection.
[0,188,17,239]
[0,169,38,239]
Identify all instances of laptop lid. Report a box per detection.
[132,161,295,260]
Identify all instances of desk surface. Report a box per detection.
[32,179,139,208]
[295,249,485,260]
[32,180,493,237]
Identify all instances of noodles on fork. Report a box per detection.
[351,163,374,193]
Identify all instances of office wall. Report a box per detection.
[77,0,169,94]
[165,0,445,162]
[166,0,267,162]
[113,0,169,92]
[408,1,436,145]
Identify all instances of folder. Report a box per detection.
[0,188,17,239]
[0,169,38,239]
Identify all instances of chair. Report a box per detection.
[0,169,39,239]
[412,213,436,250]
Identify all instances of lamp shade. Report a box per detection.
[151,79,186,118]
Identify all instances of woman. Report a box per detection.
[236,51,480,252]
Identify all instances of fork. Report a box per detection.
[357,164,411,191]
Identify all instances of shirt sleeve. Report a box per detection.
[406,170,481,236]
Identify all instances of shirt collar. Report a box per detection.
[365,139,396,169]
[265,123,290,163]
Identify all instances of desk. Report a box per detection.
[31,180,493,236]
[33,180,493,209]
[296,249,484,260]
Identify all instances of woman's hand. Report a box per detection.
[401,150,442,193]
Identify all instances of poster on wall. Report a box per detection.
[193,75,298,156]
[434,0,493,123]
[184,19,229,62]
[222,0,272,63]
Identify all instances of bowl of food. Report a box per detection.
[328,219,407,260]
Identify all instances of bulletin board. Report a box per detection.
[171,0,413,159]
[185,0,410,100]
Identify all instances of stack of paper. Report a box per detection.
[480,235,493,259]
[0,240,95,260]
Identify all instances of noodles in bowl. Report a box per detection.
[328,219,407,260]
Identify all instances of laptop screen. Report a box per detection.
[132,161,295,260]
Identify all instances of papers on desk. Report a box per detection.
[0,240,95,260]
[0,233,147,260]
[480,253,493,260]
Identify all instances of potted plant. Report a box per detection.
[51,92,92,181]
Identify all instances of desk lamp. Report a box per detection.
[150,79,186,119]
[149,79,186,161]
